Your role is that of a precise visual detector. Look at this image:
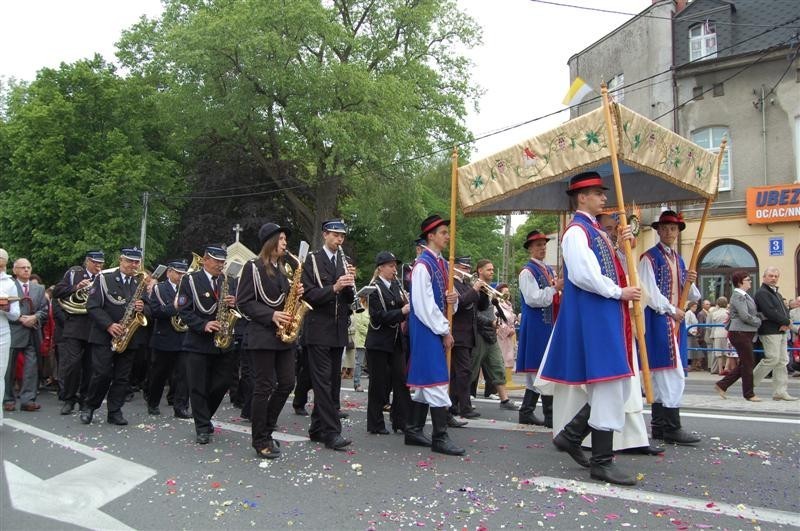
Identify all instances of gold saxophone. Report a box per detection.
[111,271,149,353]
[170,252,203,332]
[278,250,312,343]
[213,272,242,349]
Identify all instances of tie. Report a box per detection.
[331,255,336,268]
[212,276,220,298]
[23,283,29,297]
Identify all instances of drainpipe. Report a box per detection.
[761,85,768,185]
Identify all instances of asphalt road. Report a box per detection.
[1,374,798,530]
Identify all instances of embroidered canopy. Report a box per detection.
[458,104,720,214]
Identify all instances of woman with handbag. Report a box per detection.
[714,271,762,401]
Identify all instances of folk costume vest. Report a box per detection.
[539,213,633,385]
[407,249,449,387]
[641,244,689,370]
[516,260,559,373]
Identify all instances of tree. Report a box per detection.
[116,0,482,243]
[0,57,186,282]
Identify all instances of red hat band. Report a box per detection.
[658,214,683,225]
[421,219,445,235]
[568,177,605,192]
[526,233,547,244]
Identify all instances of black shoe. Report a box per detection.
[662,407,701,445]
[325,435,352,450]
[256,439,281,459]
[618,444,665,455]
[147,406,161,416]
[294,407,309,416]
[60,401,75,415]
[124,392,135,402]
[460,409,480,419]
[107,412,128,426]
[447,413,468,428]
[553,431,590,468]
[79,408,94,425]
[590,429,636,486]
[309,432,326,443]
[430,407,465,456]
[196,433,211,444]
[174,408,192,419]
[206,423,215,434]
[369,427,390,435]
[518,389,545,425]
[337,411,350,419]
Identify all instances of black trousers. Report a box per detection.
[366,344,410,432]
[148,349,189,410]
[130,346,149,390]
[250,348,295,450]
[57,337,92,405]
[449,345,473,415]
[238,349,254,417]
[186,351,234,435]
[84,344,136,413]
[306,344,343,442]
[292,345,313,409]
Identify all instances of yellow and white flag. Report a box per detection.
[562,77,594,107]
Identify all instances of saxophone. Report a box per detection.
[170,252,203,332]
[278,249,313,343]
[213,272,242,349]
[111,271,149,353]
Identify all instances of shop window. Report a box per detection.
[692,126,731,191]
[689,22,717,62]
[698,240,758,301]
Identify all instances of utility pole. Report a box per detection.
[501,214,511,284]
[139,192,149,260]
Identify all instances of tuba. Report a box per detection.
[278,242,312,343]
[213,262,243,349]
[170,252,203,332]
[111,271,149,353]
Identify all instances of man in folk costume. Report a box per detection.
[405,214,464,456]
[539,172,641,486]
[516,230,562,427]
[638,210,701,445]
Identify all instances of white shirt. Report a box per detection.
[638,242,701,316]
[562,211,622,300]
[379,276,392,289]
[410,252,456,336]
[518,258,556,308]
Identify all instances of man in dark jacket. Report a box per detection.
[753,267,796,401]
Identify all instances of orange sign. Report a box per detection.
[746,183,800,224]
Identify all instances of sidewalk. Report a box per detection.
[501,370,800,416]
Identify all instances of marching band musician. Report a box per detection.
[53,250,105,415]
[405,214,464,456]
[237,223,299,460]
[177,244,237,445]
[300,219,355,451]
[364,251,411,435]
[81,247,151,426]
[146,259,190,419]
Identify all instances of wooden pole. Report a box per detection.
[446,146,459,372]
[600,84,654,404]
[676,139,726,313]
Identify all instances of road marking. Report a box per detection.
[178,418,309,442]
[532,476,800,527]
[4,419,156,531]
[645,410,800,425]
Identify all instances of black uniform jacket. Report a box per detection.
[364,277,406,352]
[53,266,93,341]
[452,279,489,348]
[86,270,152,347]
[301,249,354,348]
[237,258,293,351]
[177,269,237,354]
[754,283,791,335]
[149,280,185,351]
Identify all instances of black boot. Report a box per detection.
[662,407,701,445]
[518,389,544,426]
[447,412,468,428]
[542,395,553,428]
[404,401,432,447]
[589,429,636,485]
[430,407,465,456]
[552,404,591,468]
[650,402,665,440]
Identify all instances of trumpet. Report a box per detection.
[453,269,510,302]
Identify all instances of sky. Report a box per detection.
[1,0,653,230]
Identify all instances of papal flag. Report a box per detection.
[562,77,594,107]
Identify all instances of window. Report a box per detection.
[692,126,731,191]
[698,240,758,301]
[608,73,624,103]
[713,83,724,97]
[692,86,704,100]
[689,22,717,61]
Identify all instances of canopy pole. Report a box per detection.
[676,139,726,315]
[600,84,654,404]
[446,146,458,373]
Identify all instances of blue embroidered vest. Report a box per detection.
[516,261,556,373]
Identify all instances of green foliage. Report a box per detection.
[0,57,186,282]
[116,0,482,241]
